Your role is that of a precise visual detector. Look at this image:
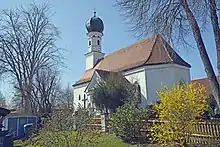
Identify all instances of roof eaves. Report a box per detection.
[72,79,91,87]
[122,61,173,72]
[84,71,99,93]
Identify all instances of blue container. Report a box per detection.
[3,116,37,139]
[0,131,13,147]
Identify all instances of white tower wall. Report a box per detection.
[85,31,104,70]
[88,32,102,52]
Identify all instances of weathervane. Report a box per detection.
[93,8,96,17]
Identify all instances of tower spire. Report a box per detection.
[85,11,104,70]
[93,8,96,17]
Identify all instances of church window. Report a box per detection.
[83,94,87,108]
[97,40,100,45]
[137,85,141,103]
[89,41,91,46]
[79,95,81,100]
[138,85,141,92]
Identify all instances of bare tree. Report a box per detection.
[0,92,6,108]
[55,84,74,109]
[0,3,63,113]
[10,88,22,110]
[209,0,220,75]
[10,68,60,116]
[115,0,220,110]
[29,68,60,116]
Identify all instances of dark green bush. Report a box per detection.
[109,104,148,143]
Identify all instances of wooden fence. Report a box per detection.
[90,117,220,145]
[189,121,220,145]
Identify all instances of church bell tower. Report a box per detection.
[85,12,104,70]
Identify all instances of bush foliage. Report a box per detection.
[91,72,141,113]
[109,104,148,143]
[151,83,207,146]
[25,106,100,147]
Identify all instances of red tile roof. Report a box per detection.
[96,69,134,88]
[192,77,220,96]
[74,35,190,86]
[96,69,112,79]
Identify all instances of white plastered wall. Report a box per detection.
[87,32,102,52]
[145,64,190,105]
[85,52,104,70]
[123,68,148,107]
[73,82,89,108]
[86,54,94,70]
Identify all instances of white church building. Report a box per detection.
[73,12,191,109]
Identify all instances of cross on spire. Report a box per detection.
[93,8,96,17]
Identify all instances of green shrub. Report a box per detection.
[25,106,100,147]
[19,132,132,147]
[109,104,148,143]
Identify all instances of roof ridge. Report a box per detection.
[157,35,191,68]
[158,35,174,62]
[143,34,160,64]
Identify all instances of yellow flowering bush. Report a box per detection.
[151,83,207,146]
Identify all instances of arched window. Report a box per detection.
[89,41,91,46]
[137,85,141,103]
[138,85,141,92]
[97,40,100,45]
[83,94,87,108]
[78,95,81,100]
[134,82,141,104]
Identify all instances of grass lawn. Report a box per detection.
[14,133,135,147]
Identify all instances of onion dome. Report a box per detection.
[86,12,104,33]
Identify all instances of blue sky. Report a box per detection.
[0,0,218,100]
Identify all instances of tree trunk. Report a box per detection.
[209,0,220,75]
[182,0,220,109]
